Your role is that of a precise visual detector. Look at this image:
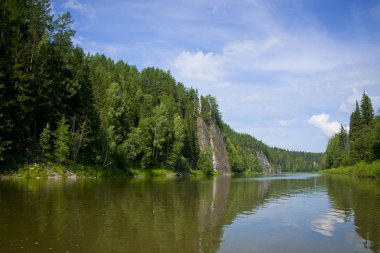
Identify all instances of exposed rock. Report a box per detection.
[198,118,211,147]
[197,118,231,174]
[256,150,276,174]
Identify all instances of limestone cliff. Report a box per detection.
[256,150,276,174]
[197,118,231,174]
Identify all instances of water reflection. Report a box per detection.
[311,209,346,236]
[0,174,379,253]
[325,176,380,253]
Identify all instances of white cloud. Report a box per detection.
[172,51,223,82]
[308,113,340,137]
[64,0,95,18]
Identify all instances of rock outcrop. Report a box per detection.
[197,118,231,174]
[256,150,276,174]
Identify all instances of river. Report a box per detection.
[0,174,379,253]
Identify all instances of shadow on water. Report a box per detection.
[0,174,379,253]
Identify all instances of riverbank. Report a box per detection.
[320,160,380,179]
[0,162,224,179]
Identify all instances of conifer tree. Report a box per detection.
[54,117,70,163]
[349,101,361,139]
[360,92,374,126]
[39,122,51,155]
[168,114,186,169]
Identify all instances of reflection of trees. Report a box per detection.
[325,176,380,253]
[0,178,231,253]
[6,175,377,253]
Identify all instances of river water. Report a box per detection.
[0,174,379,253]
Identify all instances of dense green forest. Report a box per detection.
[323,93,380,169]
[223,124,321,172]
[0,0,321,175]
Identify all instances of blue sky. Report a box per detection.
[52,0,380,152]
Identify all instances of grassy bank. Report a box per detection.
[3,162,116,178]
[0,162,185,179]
[320,160,380,179]
[1,162,253,179]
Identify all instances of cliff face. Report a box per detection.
[197,118,231,174]
[256,150,276,174]
[197,117,279,174]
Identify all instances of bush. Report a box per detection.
[321,160,380,179]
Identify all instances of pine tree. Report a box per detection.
[39,122,51,155]
[360,92,374,126]
[54,117,70,163]
[168,114,186,169]
[370,114,380,160]
[324,134,344,169]
[338,124,350,165]
[200,95,211,124]
[349,101,361,139]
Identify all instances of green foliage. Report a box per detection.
[200,95,222,127]
[54,117,70,163]
[127,168,146,177]
[68,117,91,161]
[122,127,144,163]
[188,169,206,177]
[151,168,176,177]
[321,160,380,179]
[349,101,361,139]
[360,93,374,126]
[223,124,321,173]
[168,114,186,170]
[324,125,350,168]
[324,93,378,170]
[0,0,325,175]
[39,123,52,154]
[198,147,214,173]
[370,115,380,160]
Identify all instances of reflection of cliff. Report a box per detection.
[197,176,231,253]
[325,176,380,253]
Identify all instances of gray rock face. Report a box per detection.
[256,150,276,173]
[198,117,278,174]
[197,118,231,174]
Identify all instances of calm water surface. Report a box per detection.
[0,174,379,253]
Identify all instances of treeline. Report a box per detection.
[223,124,322,172]
[0,0,202,172]
[323,93,380,169]
[0,0,322,173]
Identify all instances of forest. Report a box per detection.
[323,93,380,172]
[0,0,322,175]
[223,124,321,172]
